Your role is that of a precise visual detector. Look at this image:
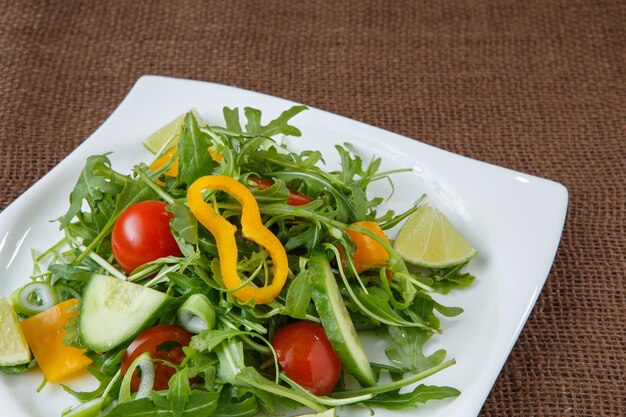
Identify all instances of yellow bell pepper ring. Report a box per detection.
[187,175,288,304]
[150,146,222,178]
[150,147,179,177]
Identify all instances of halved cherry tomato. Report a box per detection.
[121,325,194,392]
[248,176,314,206]
[273,321,342,396]
[344,221,390,273]
[111,200,182,274]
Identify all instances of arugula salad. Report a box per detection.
[0,105,477,417]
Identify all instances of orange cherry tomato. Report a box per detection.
[345,221,390,273]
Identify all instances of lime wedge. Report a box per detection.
[0,297,31,366]
[143,108,205,154]
[393,200,477,268]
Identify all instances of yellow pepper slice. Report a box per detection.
[20,298,91,382]
[187,175,288,304]
[150,147,179,177]
[150,146,222,178]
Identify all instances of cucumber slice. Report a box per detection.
[79,274,172,352]
[310,251,375,387]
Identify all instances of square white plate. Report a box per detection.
[0,76,567,417]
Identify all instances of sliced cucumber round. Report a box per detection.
[79,274,172,352]
[310,251,376,387]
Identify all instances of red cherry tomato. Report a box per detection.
[111,200,182,274]
[248,177,314,206]
[121,325,194,392]
[273,321,342,396]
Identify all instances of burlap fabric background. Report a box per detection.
[1,1,624,415]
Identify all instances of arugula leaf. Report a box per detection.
[73,176,158,264]
[270,170,358,223]
[181,346,218,389]
[191,330,246,355]
[48,264,93,282]
[216,340,245,383]
[223,107,243,133]
[62,303,82,348]
[248,177,290,205]
[59,155,123,229]
[357,287,413,326]
[363,384,460,409]
[284,221,324,252]
[168,368,192,417]
[86,348,125,376]
[407,293,441,329]
[334,143,364,184]
[235,367,325,413]
[214,392,258,417]
[433,300,463,317]
[385,327,447,373]
[0,359,37,375]
[431,269,476,294]
[370,363,405,382]
[61,397,105,417]
[152,392,172,410]
[282,269,314,319]
[241,386,277,414]
[168,272,210,295]
[61,366,111,401]
[346,183,369,221]
[102,390,219,417]
[170,200,198,245]
[177,112,216,187]
[333,144,384,218]
[243,106,307,137]
[105,397,161,417]
[113,177,159,216]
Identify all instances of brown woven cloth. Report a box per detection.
[1,1,624,415]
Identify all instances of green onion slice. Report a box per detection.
[13,282,58,315]
[177,294,215,333]
[119,352,154,402]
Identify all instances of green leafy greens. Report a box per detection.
[3,105,478,417]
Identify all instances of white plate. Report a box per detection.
[0,76,567,417]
